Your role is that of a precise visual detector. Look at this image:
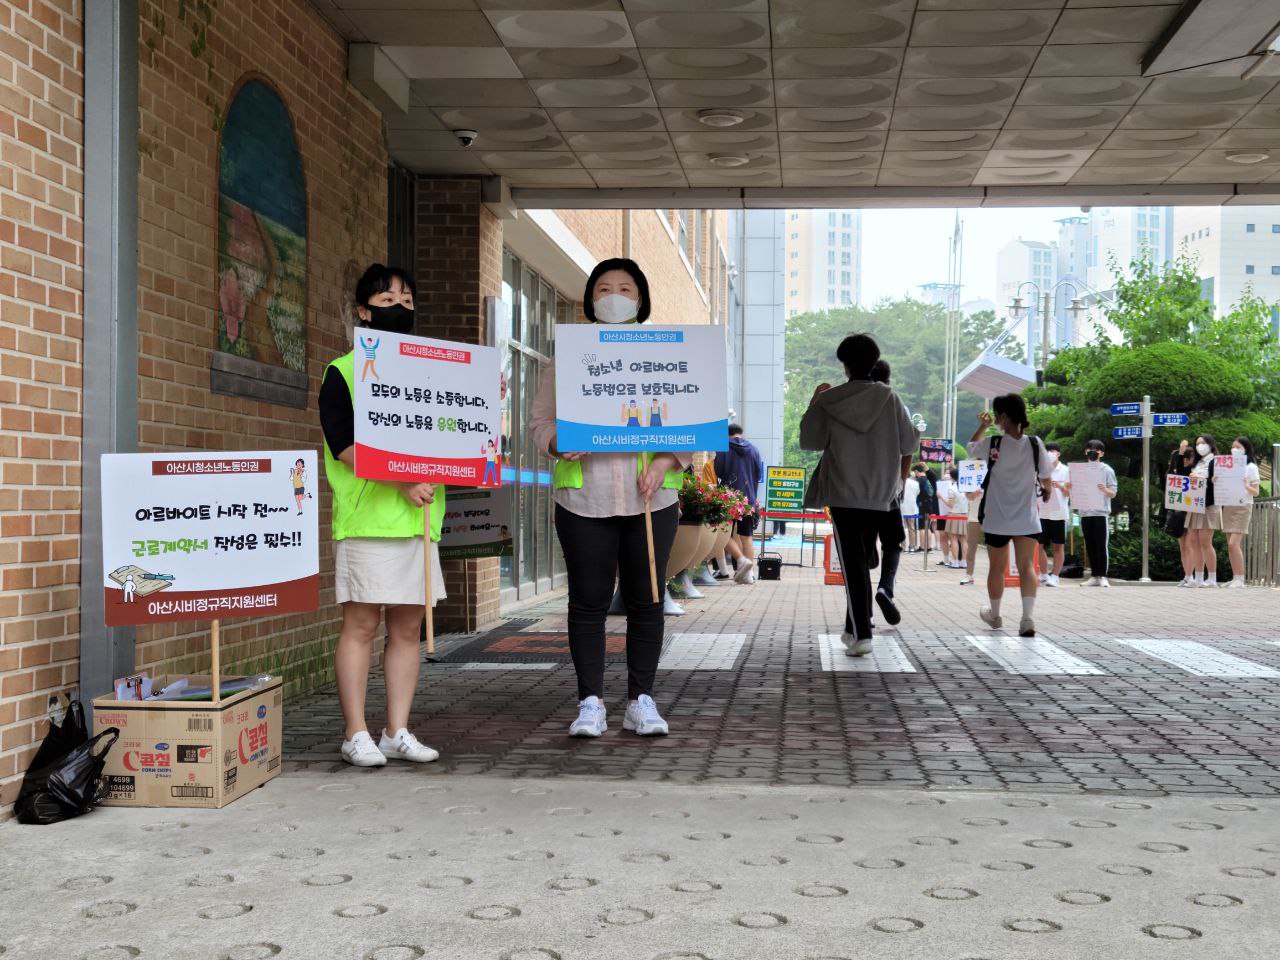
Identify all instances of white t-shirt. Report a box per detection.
[902,476,920,516]
[970,434,1053,536]
[1039,461,1071,521]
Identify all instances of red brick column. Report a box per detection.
[415,177,503,632]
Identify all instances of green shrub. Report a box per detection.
[1082,342,1254,413]
[1108,527,1235,582]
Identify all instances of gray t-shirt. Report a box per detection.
[970,434,1053,536]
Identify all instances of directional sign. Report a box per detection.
[1112,425,1147,440]
[1152,413,1189,427]
[1110,402,1142,416]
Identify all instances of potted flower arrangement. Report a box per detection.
[670,475,714,577]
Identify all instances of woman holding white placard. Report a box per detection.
[1220,437,1261,589]
[319,264,446,767]
[1184,433,1222,587]
[530,258,689,739]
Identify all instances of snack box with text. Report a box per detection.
[91,675,282,809]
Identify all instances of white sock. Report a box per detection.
[1193,571,1204,584]
[1021,596,1035,619]
[989,598,1001,617]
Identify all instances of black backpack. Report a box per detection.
[977,434,1044,525]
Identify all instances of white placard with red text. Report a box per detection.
[100,451,319,626]
[1213,454,1251,506]
[352,331,502,487]
[1165,473,1207,514]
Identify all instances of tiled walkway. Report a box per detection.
[282,552,1280,798]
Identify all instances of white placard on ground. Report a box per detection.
[553,324,728,452]
[440,488,514,560]
[352,331,502,487]
[101,451,319,626]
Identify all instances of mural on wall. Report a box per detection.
[217,78,307,373]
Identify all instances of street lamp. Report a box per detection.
[1007,280,1087,377]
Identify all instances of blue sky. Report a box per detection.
[861,207,1083,308]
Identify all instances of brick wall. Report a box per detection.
[130,0,386,695]
[0,0,85,813]
[414,178,505,631]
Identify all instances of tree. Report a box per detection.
[1104,250,1213,347]
[782,299,1020,474]
[1195,287,1280,408]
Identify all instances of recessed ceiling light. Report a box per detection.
[1225,150,1271,164]
[707,153,750,167]
[697,108,745,128]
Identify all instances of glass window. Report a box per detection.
[827,212,837,226]
[1273,225,1280,233]
[1272,266,1280,275]
[1246,264,1255,274]
[790,232,799,240]
[841,212,852,227]
[827,231,836,245]
[790,250,799,259]
[677,210,690,254]
[841,232,851,247]
[790,288,798,297]
[827,289,835,304]
[1247,223,1256,232]
[694,209,705,280]
[790,269,798,278]
[840,290,852,304]
[827,269,836,284]
[841,271,851,285]
[827,250,835,265]
[841,251,851,266]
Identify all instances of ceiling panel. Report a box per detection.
[316,0,1280,197]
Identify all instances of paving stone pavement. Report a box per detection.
[275,555,1280,798]
[4,554,1280,957]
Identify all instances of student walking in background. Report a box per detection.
[1220,436,1261,589]
[913,463,936,552]
[968,396,1052,637]
[1184,434,1221,588]
[801,334,918,656]
[1167,441,1196,586]
[902,470,921,552]
[714,424,765,584]
[1037,442,1070,587]
[1078,439,1118,587]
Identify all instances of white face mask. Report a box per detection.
[1231,447,1245,458]
[593,293,639,324]
[1048,452,1059,465]
[1196,442,1211,457]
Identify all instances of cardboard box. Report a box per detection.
[91,676,282,809]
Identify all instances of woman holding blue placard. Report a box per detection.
[319,264,446,768]
[530,258,689,739]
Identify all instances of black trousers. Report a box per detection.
[555,503,678,701]
[877,505,905,598]
[831,507,889,641]
[1081,515,1109,578]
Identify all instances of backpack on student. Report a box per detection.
[976,434,1045,525]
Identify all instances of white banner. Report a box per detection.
[1068,461,1108,514]
[1213,454,1251,506]
[1165,473,1207,514]
[352,331,502,487]
[553,324,728,452]
[957,459,986,493]
[439,488,514,560]
[101,451,319,626]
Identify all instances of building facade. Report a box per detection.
[1175,205,1280,334]
[784,209,862,317]
[0,0,733,814]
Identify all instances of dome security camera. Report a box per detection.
[454,129,478,148]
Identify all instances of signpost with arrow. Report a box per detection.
[1110,395,1188,582]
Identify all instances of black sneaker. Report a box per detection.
[875,588,901,626]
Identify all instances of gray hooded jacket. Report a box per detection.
[799,380,919,511]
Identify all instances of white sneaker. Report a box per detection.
[1018,617,1035,637]
[664,595,686,616]
[379,728,439,763]
[849,637,873,658]
[693,565,719,587]
[569,696,607,738]
[1177,577,1195,588]
[840,630,857,654]
[979,606,1003,630]
[959,577,974,585]
[1083,577,1101,587]
[676,572,704,599]
[1201,578,1219,588]
[1097,577,1109,588]
[341,730,387,767]
[1038,572,1048,584]
[623,694,669,736]
[1224,578,1245,589]
[733,559,756,584]
[1044,575,1060,588]
[748,571,758,584]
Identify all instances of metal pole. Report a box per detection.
[1041,291,1052,373]
[1140,394,1152,582]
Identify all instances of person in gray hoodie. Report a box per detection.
[801,333,919,657]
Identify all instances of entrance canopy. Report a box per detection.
[317,0,1280,208]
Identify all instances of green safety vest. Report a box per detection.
[323,351,446,542]
[552,455,683,491]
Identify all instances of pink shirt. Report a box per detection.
[530,370,690,519]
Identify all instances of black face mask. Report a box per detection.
[1086,450,1100,462]
[365,303,414,334]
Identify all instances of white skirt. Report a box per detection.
[334,536,446,607]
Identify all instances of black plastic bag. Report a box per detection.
[16,701,119,825]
